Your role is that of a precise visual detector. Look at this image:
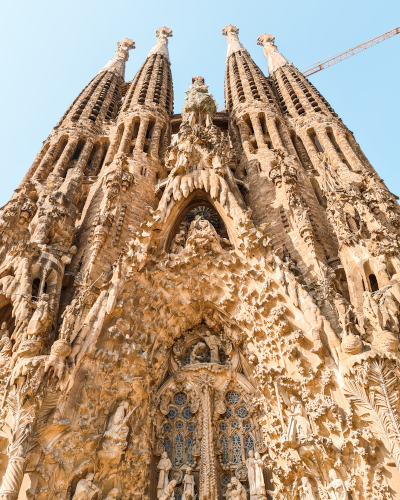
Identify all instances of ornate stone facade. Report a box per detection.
[0,23,399,500]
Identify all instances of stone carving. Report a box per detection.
[231,477,247,500]
[157,452,173,498]
[158,480,177,500]
[183,467,195,500]
[71,473,100,500]
[299,477,315,500]
[326,470,348,500]
[245,450,266,500]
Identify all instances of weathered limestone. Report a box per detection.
[0,24,399,500]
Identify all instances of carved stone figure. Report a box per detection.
[283,396,312,444]
[191,342,206,364]
[245,450,266,499]
[299,477,315,500]
[0,322,12,367]
[231,477,247,500]
[183,467,195,500]
[171,229,187,255]
[326,470,348,500]
[185,216,223,254]
[203,330,220,363]
[26,293,52,340]
[157,452,173,498]
[71,473,100,500]
[104,488,119,500]
[158,479,177,500]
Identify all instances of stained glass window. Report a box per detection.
[245,435,254,457]
[221,435,229,465]
[174,393,188,406]
[221,474,231,486]
[232,433,242,463]
[188,422,196,432]
[219,422,228,431]
[168,407,178,420]
[223,407,232,419]
[175,488,183,500]
[163,423,172,433]
[175,434,184,465]
[182,407,193,420]
[164,437,171,458]
[243,421,252,431]
[225,391,240,406]
[187,434,194,463]
[231,420,239,429]
[175,420,184,430]
[236,406,248,419]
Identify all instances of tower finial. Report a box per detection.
[148,26,173,61]
[257,33,290,75]
[99,38,135,79]
[222,24,245,59]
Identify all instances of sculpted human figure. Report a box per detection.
[299,477,315,500]
[104,401,129,442]
[185,216,223,254]
[170,229,187,255]
[231,477,247,500]
[283,396,312,444]
[204,330,220,363]
[333,293,353,335]
[0,322,12,366]
[59,296,83,341]
[297,286,323,353]
[158,479,177,500]
[71,473,100,500]
[157,452,173,498]
[26,293,52,340]
[245,450,266,499]
[104,488,119,500]
[183,467,195,500]
[326,470,348,500]
[224,484,233,500]
[191,342,206,364]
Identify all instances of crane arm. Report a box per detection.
[302,26,400,77]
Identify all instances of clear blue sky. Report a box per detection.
[0,0,399,205]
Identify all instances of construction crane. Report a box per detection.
[302,26,400,77]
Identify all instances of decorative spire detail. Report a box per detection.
[181,77,217,126]
[99,38,135,79]
[222,24,245,59]
[257,33,290,75]
[148,26,173,61]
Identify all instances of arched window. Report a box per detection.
[221,436,229,465]
[175,434,184,466]
[232,433,242,463]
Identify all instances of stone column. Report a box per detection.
[199,382,217,500]
[53,136,80,177]
[134,118,150,152]
[86,143,106,176]
[297,130,322,169]
[237,120,251,156]
[315,128,342,167]
[149,122,163,156]
[333,129,364,172]
[19,144,50,186]
[33,140,63,180]
[266,118,284,149]
[76,139,94,171]
[0,457,27,500]
[118,120,135,155]
[250,115,266,150]
[103,125,124,165]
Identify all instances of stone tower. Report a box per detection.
[0,24,399,500]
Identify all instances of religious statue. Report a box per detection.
[59,296,83,341]
[0,322,12,367]
[282,396,312,445]
[183,467,195,500]
[185,216,223,254]
[191,342,206,364]
[245,450,266,499]
[224,484,233,500]
[103,401,130,442]
[299,477,315,500]
[204,330,220,363]
[231,477,247,500]
[326,470,348,500]
[158,479,177,500]
[170,229,187,255]
[71,473,100,500]
[26,293,52,340]
[157,452,173,498]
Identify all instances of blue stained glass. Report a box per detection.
[219,422,228,431]
[168,407,178,420]
[245,434,255,456]
[182,407,193,420]
[174,392,188,406]
[232,433,242,463]
[221,475,231,486]
[231,420,239,429]
[225,391,240,406]
[163,423,172,433]
[187,434,194,463]
[221,436,229,465]
[187,422,196,432]
[175,434,184,465]
[175,420,184,430]
[243,421,252,431]
[183,351,191,365]
[175,488,183,500]
[164,437,171,458]
[236,406,248,419]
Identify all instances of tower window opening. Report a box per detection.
[369,274,379,292]
[310,133,324,153]
[72,139,86,161]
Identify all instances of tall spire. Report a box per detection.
[148,26,173,61]
[99,37,135,79]
[222,24,245,59]
[257,33,290,75]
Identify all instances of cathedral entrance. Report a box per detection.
[151,325,266,500]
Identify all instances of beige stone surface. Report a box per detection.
[0,24,399,500]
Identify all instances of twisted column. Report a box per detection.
[0,457,27,500]
[199,383,217,500]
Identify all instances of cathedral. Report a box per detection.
[0,23,400,500]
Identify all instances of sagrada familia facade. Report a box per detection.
[0,22,399,500]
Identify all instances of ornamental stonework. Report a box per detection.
[0,23,399,500]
